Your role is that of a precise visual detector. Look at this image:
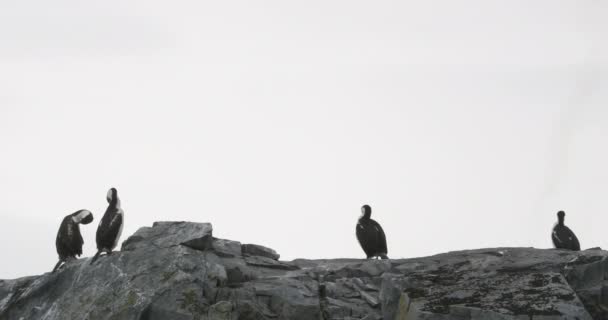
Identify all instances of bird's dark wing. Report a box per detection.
[551,226,562,248]
[572,234,581,251]
[66,222,84,256]
[96,209,123,249]
[356,221,375,257]
[553,225,581,251]
[56,217,69,258]
[566,226,581,251]
[57,218,84,258]
[369,219,388,254]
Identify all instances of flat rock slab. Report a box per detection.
[242,244,280,260]
[122,221,213,251]
[212,238,242,257]
[245,255,299,270]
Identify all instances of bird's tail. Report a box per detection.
[52,260,64,273]
[380,254,389,260]
[90,251,102,264]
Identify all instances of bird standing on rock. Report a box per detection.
[356,204,389,259]
[53,209,94,272]
[91,187,124,264]
[552,210,580,251]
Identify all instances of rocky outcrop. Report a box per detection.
[1,221,607,320]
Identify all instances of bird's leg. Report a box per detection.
[62,258,70,267]
[52,260,65,273]
[91,251,102,264]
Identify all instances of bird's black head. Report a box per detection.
[107,187,118,204]
[72,209,94,224]
[557,210,565,225]
[360,205,372,219]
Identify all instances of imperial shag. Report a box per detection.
[356,204,389,259]
[53,209,94,272]
[91,187,124,264]
[552,210,580,251]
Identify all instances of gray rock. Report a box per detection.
[1,222,607,320]
[359,289,380,308]
[242,244,280,260]
[121,221,212,251]
[212,238,242,257]
[205,301,235,320]
[244,255,299,270]
[380,273,411,320]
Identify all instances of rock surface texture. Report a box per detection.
[1,221,608,320]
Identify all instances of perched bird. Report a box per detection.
[52,209,94,272]
[552,210,580,251]
[91,187,124,264]
[356,204,389,259]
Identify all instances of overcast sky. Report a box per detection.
[1,1,607,279]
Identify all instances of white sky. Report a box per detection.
[1,1,607,279]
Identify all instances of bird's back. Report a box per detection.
[56,216,83,259]
[369,219,388,254]
[356,218,388,257]
[96,206,123,250]
[552,224,580,251]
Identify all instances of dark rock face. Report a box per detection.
[0,222,607,320]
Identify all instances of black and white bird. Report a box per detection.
[91,187,124,264]
[552,210,580,251]
[356,204,389,259]
[52,209,94,272]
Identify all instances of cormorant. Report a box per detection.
[552,210,580,251]
[53,209,93,272]
[356,204,389,259]
[91,187,124,264]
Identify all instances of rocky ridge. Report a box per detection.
[1,221,607,319]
